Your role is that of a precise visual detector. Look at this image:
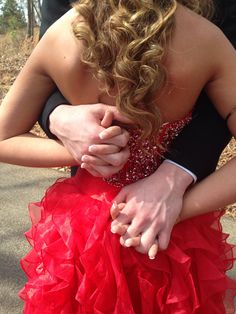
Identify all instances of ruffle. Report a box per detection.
[19,170,236,313]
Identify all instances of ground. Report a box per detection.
[0,30,235,218]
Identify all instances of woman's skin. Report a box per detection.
[0,5,236,258]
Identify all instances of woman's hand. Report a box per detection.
[50,104,131,177]
[80,109,131,177]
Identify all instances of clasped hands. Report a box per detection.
[50,103,189,259]
[109,167,185,259]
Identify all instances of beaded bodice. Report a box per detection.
[104,114,191,187]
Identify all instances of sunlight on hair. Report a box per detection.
[72,0,214,139]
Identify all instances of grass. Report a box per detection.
[0,30,235,218]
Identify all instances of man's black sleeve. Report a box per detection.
[38,90,68,139]
[39,0,73,39]
[165,93,231,181]
[38,0,72,136]
[165,0,236,181]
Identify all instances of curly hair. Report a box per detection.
[72,0,214,138]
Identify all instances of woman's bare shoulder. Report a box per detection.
[172,4,233,76]
[36,8,85,85]
[175,4,227,48]
[43,9,83,54]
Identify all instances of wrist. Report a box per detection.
[164,159,197,183]
[158,160,194,193]
[49,104,70,138]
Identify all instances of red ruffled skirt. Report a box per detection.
[19,170,236,313]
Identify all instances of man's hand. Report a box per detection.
[110,161,193,257]
[49,103,131,177]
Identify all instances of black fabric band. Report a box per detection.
[38,90,69,139]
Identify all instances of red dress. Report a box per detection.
[19,117,236,313]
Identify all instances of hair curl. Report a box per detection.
[72,0,214,138]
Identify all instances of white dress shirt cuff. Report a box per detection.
[164,159,197,183]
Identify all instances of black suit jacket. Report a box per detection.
[39,0,234,180]
[166,0,235,180]
[39,0,74,38]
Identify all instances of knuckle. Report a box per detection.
[127,226,138,237]
[101,169,113,178]
[112,158,123,167]
[124,132,130,144]
[81,145,89,155]
[90,133,99,143]
[122,148,130,159]
[120,137,128,147]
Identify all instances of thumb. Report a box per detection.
[110,201,126,220]
[101,110,114,128]
[113,188,127,205]
[110,189,127,220]
[110,107,133,125]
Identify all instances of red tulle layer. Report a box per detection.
[19,170,236,313]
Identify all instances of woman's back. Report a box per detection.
[1,2,236,312]
[38,4,233,123]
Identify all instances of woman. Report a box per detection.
[0,0,235,313]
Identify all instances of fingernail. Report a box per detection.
[111,227,116,234]
[125,240,132,247]
[149,255,156,260]
[81,163,86,169]
[120,237,125,246]
[81,155,87,162]
[88,145,95,153]
[99,131,107,140]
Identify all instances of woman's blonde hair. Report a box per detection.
[73,0,214,138]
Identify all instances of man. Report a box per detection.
[38,0,234,251]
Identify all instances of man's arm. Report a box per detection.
[214,0,236,48]
[40,0,73,38]
[38,90,66,138]
[38,0,132,177]
[165,0,236,181]
[39,0,72,136]
[165,92,232,181]
[39,0,72,133]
